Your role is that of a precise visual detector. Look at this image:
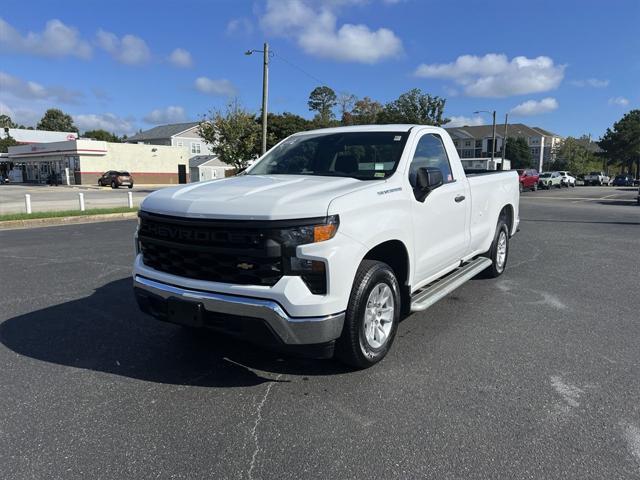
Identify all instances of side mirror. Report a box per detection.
[415,167,443,201]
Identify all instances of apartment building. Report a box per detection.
[445,123,562,171]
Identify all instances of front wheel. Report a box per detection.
[336,260,400,369]
[128,184,133,189]
[481,218,510,278]
[532,183,538,191]
[519,183,524,193]
[111,181,117,189]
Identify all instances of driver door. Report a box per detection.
[408,133,470,284]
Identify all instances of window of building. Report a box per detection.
[475,140,482,148]
[408,133,454,186]
[464,140,471,147]
[190,142,201,154]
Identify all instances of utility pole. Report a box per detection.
[491,110,497,168]
[245,43,270,156]
[261,42,269,156]
[501,113,508,170]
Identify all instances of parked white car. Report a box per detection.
[133,125,520,368]
[558,171,576,187]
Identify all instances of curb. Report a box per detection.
[0,212,138,230]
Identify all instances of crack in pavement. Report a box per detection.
[247,374,282,480]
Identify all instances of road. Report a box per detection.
[0,184,159,214]
[1,186,639,479]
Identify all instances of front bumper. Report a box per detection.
[133,275,345,346]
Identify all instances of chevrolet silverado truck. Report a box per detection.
[133,125,519,368]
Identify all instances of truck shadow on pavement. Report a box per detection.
[0,278,352,387]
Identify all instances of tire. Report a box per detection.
[571,183,575,188]
[533,183,538,191]
[519,182,523,193]
[111,181,117,189]
[128,184,133,189]
[335,260,401,369]
[480,216,510,279]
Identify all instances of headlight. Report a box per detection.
[272,215,339,295]
[272,215,339,247]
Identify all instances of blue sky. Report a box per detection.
[1,0,638,138]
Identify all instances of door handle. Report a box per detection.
[454,195,466,203]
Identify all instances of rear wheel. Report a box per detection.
[533,182,538,191]
[481,216,510,278]
[336,260,400,369]
[128,184,133,189]
[111,180,117,189]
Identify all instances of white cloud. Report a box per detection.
[168,48,193,68]
[415,53,565,97]
[0,102,41,127]
[570,78,609,88]
[260,0,403,64]
[74,113,134,135]
[0,18,92,59]
[444,115,486,128]
[226,18,254,35]
[143,106,186,124]
[510,97,558,116]
[96,29,151,65]
[608,96,629,106]
[194,77,237,96]
[0,71,83,104]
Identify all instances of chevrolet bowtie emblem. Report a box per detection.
[237,262,254,270]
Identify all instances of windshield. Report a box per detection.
[540,173,551,178]
[247,131,409,180]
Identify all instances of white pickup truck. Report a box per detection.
[584,171,611,186]
[133,125,519,368]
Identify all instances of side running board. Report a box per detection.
[410,257,492,312]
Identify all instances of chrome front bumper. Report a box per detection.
[133,275,345,345]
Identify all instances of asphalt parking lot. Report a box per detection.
[0,184,158,215]
[1,186,638,479]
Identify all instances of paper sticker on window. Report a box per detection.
[394,136,402,141]
[374,172,385,178]
[375,163,384,170]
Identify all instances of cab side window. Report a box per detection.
[408,134,454,187]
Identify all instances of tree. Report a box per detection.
[553,136,602,174]
[197,100,261,171]
[504,137,533,169]
[0,134,19,153]
[377,88,448,126]
[83,129,121,142]
[336,92,357,125]
[264,112,313,149]
[37,108,78,132]
[0,114,17,129]
[599,109,640,178]
[308,86,337,126]
[350,97,383,125]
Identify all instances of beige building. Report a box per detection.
[8,140,192,185]
[445,123,562,171]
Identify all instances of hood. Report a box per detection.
[140,174,375,220]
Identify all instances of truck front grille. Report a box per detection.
[138,212,283,286]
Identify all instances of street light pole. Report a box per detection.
[490,110,496,166]
[245,42,270,156]
[502,113,509,170]
[261,42,269,156]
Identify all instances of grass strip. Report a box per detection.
[0,207,138,222]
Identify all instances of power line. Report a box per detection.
[271,51,328,86]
